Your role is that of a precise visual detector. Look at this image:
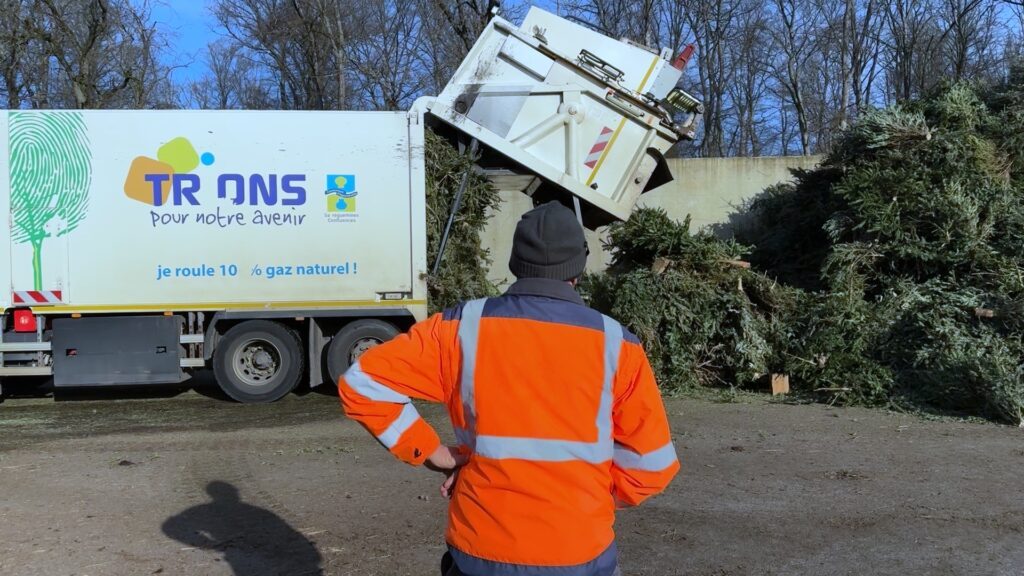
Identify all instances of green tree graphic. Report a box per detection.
[10,112,92,291]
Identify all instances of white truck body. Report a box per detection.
[0,110,427,317]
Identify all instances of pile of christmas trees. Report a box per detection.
[589,73,1024,424]
[583,209,800,392]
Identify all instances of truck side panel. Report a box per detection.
[0,113,10,311]
[408,112,427,297]
[4,110,423,312]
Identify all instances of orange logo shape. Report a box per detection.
[124,156,175,205]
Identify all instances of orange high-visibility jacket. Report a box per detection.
[339,278,679,574]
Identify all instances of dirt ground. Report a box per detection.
[1,378,1022,576]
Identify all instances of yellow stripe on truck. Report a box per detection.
[585,117,627,187]
[584,55,662,187]
[635,55,661,95]
[25,299,428,315]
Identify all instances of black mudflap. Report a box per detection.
[52,316,183,387]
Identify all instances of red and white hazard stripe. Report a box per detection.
[584,127,614,169]
[13,290,63,305]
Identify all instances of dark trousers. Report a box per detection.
[441,552,622,576]
[441,552,462,576]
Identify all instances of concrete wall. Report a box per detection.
[481,155,823,287]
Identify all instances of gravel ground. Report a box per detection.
[1,379,1022,576]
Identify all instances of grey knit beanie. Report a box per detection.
[509,201,588,281]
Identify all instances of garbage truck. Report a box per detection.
[0,7,701,403]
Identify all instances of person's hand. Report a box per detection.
[440,469,460,499]
[425,445,467,499]
[425,445,466,471]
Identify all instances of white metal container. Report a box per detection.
[425,7,701,227]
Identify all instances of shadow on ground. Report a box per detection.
[162,481,323,576]
[0,373,216,402]
[1,369,338,404]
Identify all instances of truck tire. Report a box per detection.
[326,319,400,386]
[213,320,304,403]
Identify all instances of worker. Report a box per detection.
[338,201,679,576]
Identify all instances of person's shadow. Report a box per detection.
[162,481,323,575]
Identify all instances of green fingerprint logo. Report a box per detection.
[10,111,92,290]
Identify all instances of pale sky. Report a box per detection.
[150,1,223,85]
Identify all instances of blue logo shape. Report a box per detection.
[326,174,356,195]
[326,174,357,213]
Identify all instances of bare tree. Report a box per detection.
[939,0,1000,82]
[0,0,32,108]
[186,40,276,109]
[425,0,502,55]
[563,0,660,47]
[24,0,172,109]
[212,0,349,110]
[314,0,348,106]
[415,0,519,95]
[347,0,429,110]
[821,0,884,126]
[848,0,883,116]
[725,7,772,156]
[768,0,818,154]
[680,0,752,157]
[883,0,943,101]
[179,0,1020,154]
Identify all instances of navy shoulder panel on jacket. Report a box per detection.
[621,327,641,345]
[445,295,640,344]
[442,303,463,321]
[483,294,605,332]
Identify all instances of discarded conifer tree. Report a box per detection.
[591,74,1024,425]
[424,130,500,312]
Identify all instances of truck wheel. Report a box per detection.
[213,321,304,403]
[326,320,400,387]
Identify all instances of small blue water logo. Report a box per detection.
[326,174,357,213]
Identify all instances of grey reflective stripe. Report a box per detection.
[456,298,486,447]
[454,304,623,464]
[345,361,411,403]
[598,316,622,443]
[377,403,421,448]
[613,441,678,472]
[346,361,421,450]
[476,435,611,463]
